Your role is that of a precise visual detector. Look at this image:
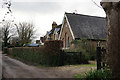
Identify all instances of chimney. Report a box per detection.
[52,21,57,29]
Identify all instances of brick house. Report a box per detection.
[59,12,106,49]
[45,22,62,40]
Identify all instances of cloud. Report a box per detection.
[12,2,63,14]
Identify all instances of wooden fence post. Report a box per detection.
[79,52,82,64]
[59,50,65,66]
[97,47,101,70]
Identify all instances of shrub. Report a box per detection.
[8,40,89,66]
[85,69,115,79]
[3,47,8,54]
[75,68,116,79]
[11,46,62,66]
[10,47,89,66]
[71,39,96,60]
[63,52,89,65]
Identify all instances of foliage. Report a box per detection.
[3,47,8,54]
[8,40,88,66]
[70,39,96,60]
[10,48,89,66]
[7,40,89,66]
[10,41,63,66]
[11,47,61,66]
[63,52,89,65]
[75,68,116,79]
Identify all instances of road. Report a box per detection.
[0,51,2,79]
[1,51,96,78]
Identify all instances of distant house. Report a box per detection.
[59,12,106,49]
[40,37,45,45]
[36,40,40,44]
[45,21,62,40]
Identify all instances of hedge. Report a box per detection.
[6,40,89,66]
[44,40,63,51]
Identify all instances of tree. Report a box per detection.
[2,22,13,47]
[101,1,120,78]
[15,22,35,46]
[0,27,2,50]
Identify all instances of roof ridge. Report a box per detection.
[65,12,106,19]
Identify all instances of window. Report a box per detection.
[68,37,70,47]
[54,34,55,40]
[65,33,67,48]
[65,23,67,27]
[55,33,58,40]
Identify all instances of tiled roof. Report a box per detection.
[49,24,62,35]
[66,13,106,40]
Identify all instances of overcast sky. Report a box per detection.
[0,0,106,40]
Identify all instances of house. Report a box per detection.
[59,12,106,49]
[36,40,40,44]
[45,21,62,40]
[40,37,45,45]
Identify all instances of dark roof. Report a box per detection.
[57,24,62,33]
[28,44,39,47]
[49,24,62,36]
[66,13,106,40]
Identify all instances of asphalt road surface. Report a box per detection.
[1,51,96,78]
[0,51,2,79]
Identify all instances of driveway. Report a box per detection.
[1,51,96,78]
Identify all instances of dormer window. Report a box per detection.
[65,23,67,27]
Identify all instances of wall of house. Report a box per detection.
[60,17,74,48]
[88,40,106,48]
[50,34,54,40]
[70,39,106,50]
[50,33,59,40]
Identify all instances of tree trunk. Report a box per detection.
[101,1,120,77]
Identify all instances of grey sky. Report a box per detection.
[12,2,63,13]
[0,0,106,40]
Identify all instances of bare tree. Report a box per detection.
[2,22,13,47]
[0,27,2,50]
[91,0,103,9]
[2,0,15,22]
[15,22,35,46]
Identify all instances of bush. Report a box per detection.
[71,39,96,60]
[11,47,61,66]
[8,40,89,66]
[75,68,116,79]
[10,47,89,66]
[3,47,8,54]
[63,52,89,65]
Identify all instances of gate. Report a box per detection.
[97,47,107,70]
